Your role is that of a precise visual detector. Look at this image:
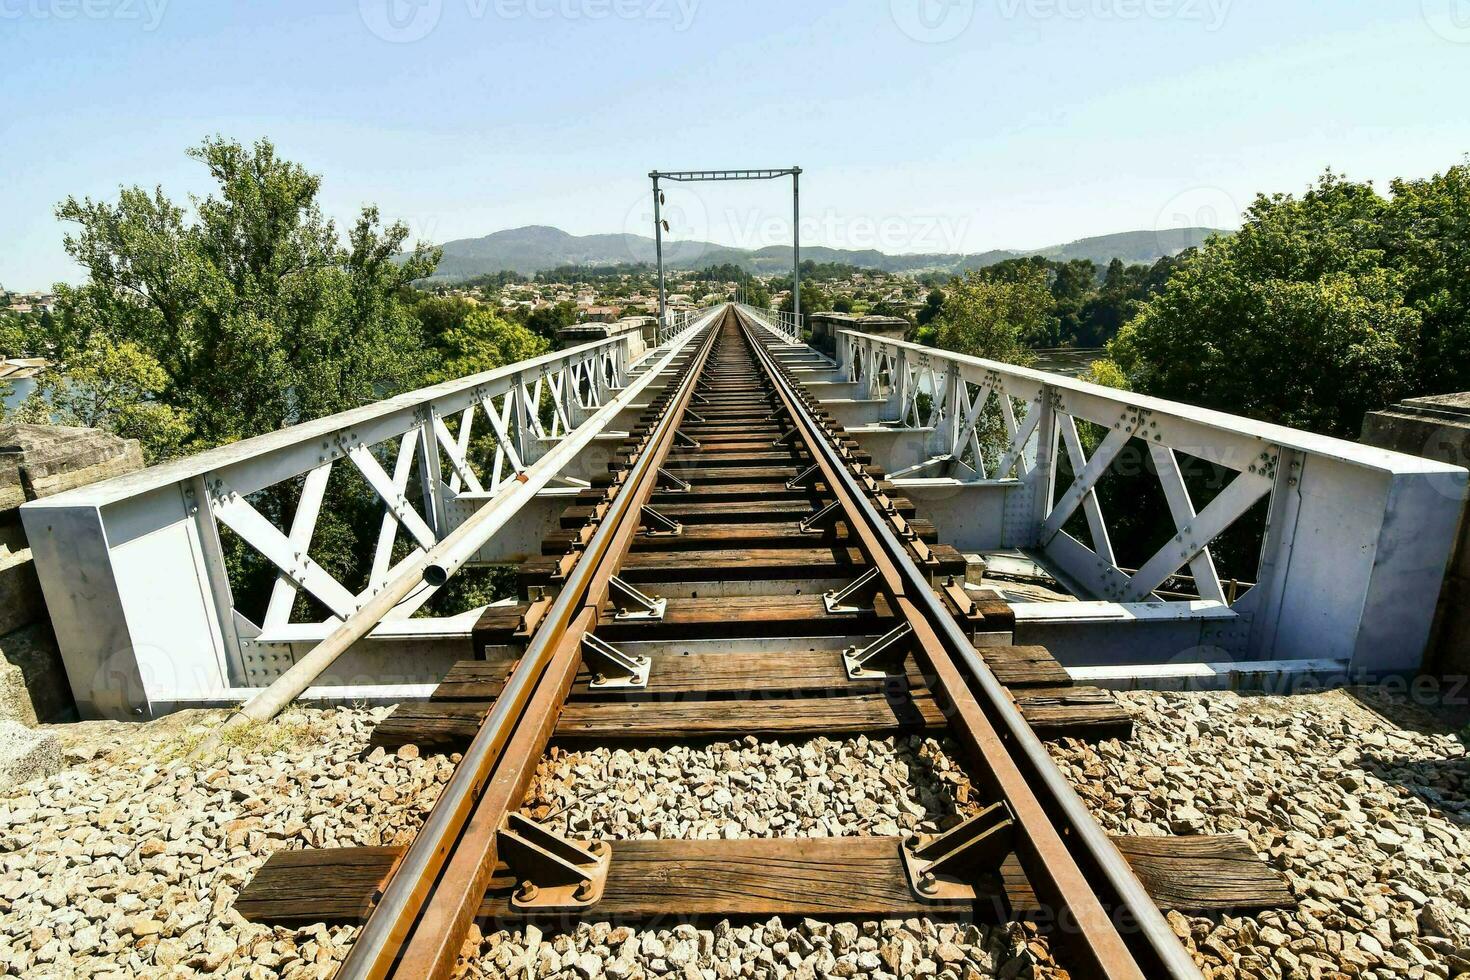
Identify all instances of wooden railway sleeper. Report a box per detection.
[513,590,552,640]
[900,802,1016,904]
[500,813,611,911]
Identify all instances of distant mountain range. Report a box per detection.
[421,225,1226,281]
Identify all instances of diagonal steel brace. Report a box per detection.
[799,500,842,533]
[824,566,883,614]
[641,506,684,537]
[842,622,913,679]
[656,468,691,492]
[500,812,611,910]
[900,802,1015,903]
[581,633,651,689]
[610,575,667,621]
[786,464,820,491]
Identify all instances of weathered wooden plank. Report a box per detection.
[372,702,492,752]
[979,646,1072,688]
[654,466,801,484]
[559,498,917,529]
[372,692,947,750]
[236,834,1293,927]
[235,847,401,925]
[555,694,946,741]
[379,674,1126,749]
[442,648,1073,704]
[474,594,896,650]
[1102,836,1296,911]
[541,520,939,555]
[1010,687,1133,741]
[436,650,916,701]
[520,547,888,589]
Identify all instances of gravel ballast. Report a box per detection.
[0,688,1463,978]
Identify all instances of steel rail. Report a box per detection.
[733,308,1201,979]
[334,318,724,979]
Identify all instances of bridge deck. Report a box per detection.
[234,305,1294,979]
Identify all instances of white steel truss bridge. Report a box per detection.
[21,304,1467,719]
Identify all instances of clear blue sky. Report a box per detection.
[2,0,1467,289]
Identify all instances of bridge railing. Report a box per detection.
[19,319,735,719]
[834,328,1467,675]
[736,303,802,344]
[659,303,725,346]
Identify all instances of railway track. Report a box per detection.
[237,307,1295,978]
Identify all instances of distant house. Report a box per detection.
[582,306,622,323]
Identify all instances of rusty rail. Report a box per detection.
[330,307,1202,979]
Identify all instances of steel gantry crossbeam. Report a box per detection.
[649,166,802,328]
[653,169,799,182]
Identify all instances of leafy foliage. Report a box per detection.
[518,300,580,343]
[1110,170,1428,437]
[434,308,550,382]
[778,282,832,320]
[931,264,1052,365]
[47,136,441,458]
[1385,162,1470,396]
[32,338,191,458]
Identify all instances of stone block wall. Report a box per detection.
[556,317,658,362]
[0,424,144,725]
[807,313,910,358]
[1361,394,1470,678]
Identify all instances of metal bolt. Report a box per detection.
[516,881,539,903]
[574,879,596,902]
[917,873,938,894]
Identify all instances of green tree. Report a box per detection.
[1385,160,1470,395]
[435,308,550,382]
[1050,259,1097,345]
[409,294,479,349]
[1075,258,1147,347]
[931,265,1052,365]
[31,338,191,460]
[49,136,439,458]
[779,282,830,319]
[0,311,33,359]
[1110,172,1419,437]
[743,280,772,308]
[522,300,579,343]
[867,299,913,325]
